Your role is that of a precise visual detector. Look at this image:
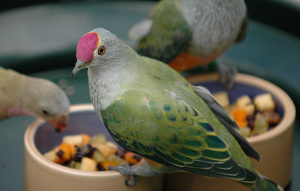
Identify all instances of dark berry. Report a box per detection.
[56,150,64,159]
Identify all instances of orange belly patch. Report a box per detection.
[144,158,165,169]
[168,52,221,72]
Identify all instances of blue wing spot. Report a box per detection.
[202,149,230,160]
[184,140,204,148]
[205,135,227,149]
[182,116,188,121]
[185,105,189,112]
[163,104,171,111]
[201,123,215,132]
[191,107,199,116]
[167,116,177,121]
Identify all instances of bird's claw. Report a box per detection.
[217,62,237,89]
[109,165,137,187]
[125,175,136,187]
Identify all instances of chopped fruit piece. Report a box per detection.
[124,152,142,165]
[44,149,58,162]
[254,93,275,111]
[236,95,252,108]
[233,108,248,122]
[252,113,268,136]
[236,120,248,128]
[262,111,281,125]
[90,134,107,145]
[212,91,230,108]
[244,104,255,116]
[81,134,91,145]
[74,162,82,170]
[106,141,119,151]
[237,127,251,138]
[63,134,84,146]
[92,150,106,163]
[107,154,128,166]
[81,157,97,171]
[54,143,72,164]
[96,144,117,158]
[101,161,118,171]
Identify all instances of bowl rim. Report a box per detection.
[186,73,296,144]
[24,104,123,177]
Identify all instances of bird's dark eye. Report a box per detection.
[98,46,106,55]
[42,110,49,115]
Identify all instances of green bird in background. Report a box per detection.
[72,28,283,191]
[129,0,248,88]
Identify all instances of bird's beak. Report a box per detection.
[50,115,69,133]
[72,60,88,77]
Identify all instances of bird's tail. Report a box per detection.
[243,175,284,191]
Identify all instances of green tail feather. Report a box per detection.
[244,175,284,191]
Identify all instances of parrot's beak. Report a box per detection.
[50,115,69,133]
[72,60,88,76]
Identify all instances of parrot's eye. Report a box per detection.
[98,46,106,55]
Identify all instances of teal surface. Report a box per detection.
[0,1,299,190]
[244,0,300,37]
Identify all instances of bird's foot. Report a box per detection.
[125,175,136,187]
[109,165,136,187]
[217,62,237,89]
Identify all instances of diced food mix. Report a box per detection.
[212,92,281,138]
[44,134,142,171]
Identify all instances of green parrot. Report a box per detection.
[129,0,248,88]
[72,28,283,191]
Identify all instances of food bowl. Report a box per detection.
[24,104,163,191]
[164,73,296,191]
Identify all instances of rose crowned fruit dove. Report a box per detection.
[72,28,283,191]
[129,0,248,88]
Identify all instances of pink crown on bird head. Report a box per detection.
[76,32,100,62]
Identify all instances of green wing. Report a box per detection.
[102,90,257,183]
[137,0,192,63]
[193,85,261,161]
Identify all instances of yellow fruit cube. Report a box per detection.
[254,93,275,111]
[212,91,230,108]
[63,134,84,146]
[80,157,97,171]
